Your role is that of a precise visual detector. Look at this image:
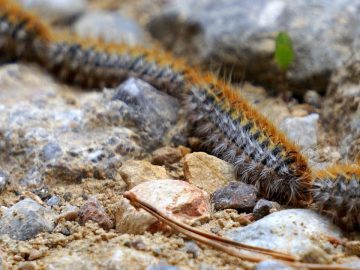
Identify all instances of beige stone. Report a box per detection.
[114,196,157,234]
[151,146,191,165]
[183,152,236,194]
[116,179,211,234]
[119,160,168,189]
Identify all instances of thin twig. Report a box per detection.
[124,192,355,270]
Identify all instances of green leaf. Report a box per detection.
[274,32,295,71]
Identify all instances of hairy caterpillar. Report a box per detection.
[0,0,358,228]
[312,164,360,230]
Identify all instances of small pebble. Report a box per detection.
[279,114,319,149]
[78,197,113,230]
[57,205,79,221]
[183,241,200,258]
[211,182,258,212]
[63,192,72,201]
[46,195,60,206]
[41,142,62,162]
[184,152,236,194]
[152,146,189,165]
[304,90,321,108]
[253,199,281,220]
[119,160,168,189]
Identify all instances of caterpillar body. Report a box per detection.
[0,0,358,229]
[312,164,360,230]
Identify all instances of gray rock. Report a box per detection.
[253,199,281,220]
[323,50,360,160]
[74,11,145,45]
[0,64,148,186]
[0,198,55,240]
[47,195,61,206]
[148,0,360,95]
[182,241,200,258]
[255,260,294,270]
[17,0,87,20]
[19,167,43,188]
[41,142,62,162]
[211,182,258,212]
[225,209,343,259]
[112,78,182,151]
[304,90,321,108]
[0,170,8,193]
[279,114,319,149]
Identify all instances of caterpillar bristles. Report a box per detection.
[186,72,312,204]
[1,0,360,231]
[312,164,360,230]
[0,0,51,61]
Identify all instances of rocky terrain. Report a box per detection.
[0,0,360,269]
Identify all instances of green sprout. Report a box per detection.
[274,32,294,71]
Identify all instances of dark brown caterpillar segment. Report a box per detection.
[312,164,360,230]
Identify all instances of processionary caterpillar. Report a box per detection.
[0,0,359,230]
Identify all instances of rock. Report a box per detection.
[119,160,169,189]
[74,11,145,45]
[255,260,294,270]
[19,167,43,188]
[182,241,200,258]
[57,205,79,222]
[106,248,158,270]
[111,78,183,151]
[0,64,146,188]
[46,195,61,206]
[0,170,8,193]
[252,199,281,220]
[78,197,113,230]
[324,51,360,160]
[183,152,236,194]
[304,90,321,108]
[151,146,190,166]
[120,180,211,232]
[279,114,319,149]
[226,209,343,260]
[211,182,258,212]
[41,142,62,162]
[114,196,157,234]
[147,0,360,95]
[0,198,55,240]
[17,0,87,21]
